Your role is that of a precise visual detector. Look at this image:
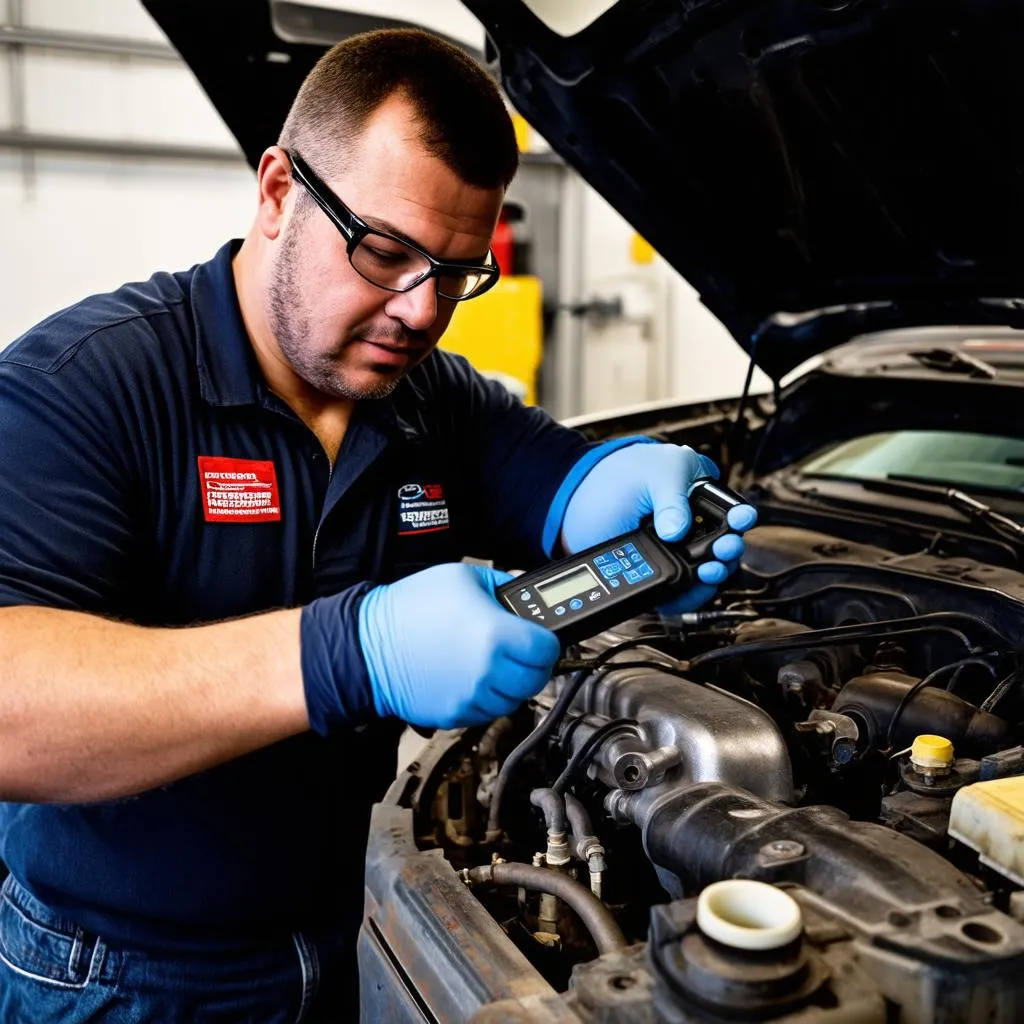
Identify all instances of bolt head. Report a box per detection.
[761,840,806,860]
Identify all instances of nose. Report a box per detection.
[384,276,438,332]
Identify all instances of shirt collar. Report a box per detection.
[192,239,264,407]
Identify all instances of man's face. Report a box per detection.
[266,97,505,400]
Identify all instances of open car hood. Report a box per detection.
[144,0,1024,378]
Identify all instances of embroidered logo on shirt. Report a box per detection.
[198,456,281,523]
[397,482,449,535]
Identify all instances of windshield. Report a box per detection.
[799,430,1024,494]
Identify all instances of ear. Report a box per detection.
[254,147,294,241]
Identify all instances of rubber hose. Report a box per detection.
[530,788,568,834]
[477,716,514,761]
[564,792,595,841]
[466,862,627,954]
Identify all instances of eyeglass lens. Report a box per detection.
[351,231,493,300]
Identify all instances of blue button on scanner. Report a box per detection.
[624,569,641,583]
[555,606,567,616]
[638,563,654,578]
[569,598,584,611]
[608,578,621,588]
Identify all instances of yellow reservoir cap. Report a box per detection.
[911,734,954,769]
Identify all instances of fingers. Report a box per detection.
[647,449,700,542]
[461,650,558,726]
[466,565,560,668]
[697,561,728,585]
[695,453,721,480]
[648,485,691,543]
[472,565,517,591]
[696,532,746,584]
[649,448,728,543]
[499,622,561,673]
[711,533,745,563]
[492,653,555,701]
[727,503,758,532]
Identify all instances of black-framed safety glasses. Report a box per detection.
[286,150,501,302]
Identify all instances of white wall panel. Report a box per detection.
[0,155,253,343]
[0,50,11,129]
[573,179,765,411]
[21,52,238,147]
[667,276,772,403]
[22,0,166,42]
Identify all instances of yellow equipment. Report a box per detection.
[440,275,543,406]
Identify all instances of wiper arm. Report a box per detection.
[807,473,1024,548]
[910,347,997,379]
[945,488,1024,546]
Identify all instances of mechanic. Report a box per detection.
[0,27,756,1023]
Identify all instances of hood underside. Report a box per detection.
[145,0,1024,378]
[464,0,1024,377]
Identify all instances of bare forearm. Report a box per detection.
[0,606,310,803]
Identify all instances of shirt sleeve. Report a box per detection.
[432,352,594,570]
[0,344,142,613]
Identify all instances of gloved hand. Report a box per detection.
[358,563,560,729]
[559,442,758,614]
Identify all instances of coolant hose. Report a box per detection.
[530,788,568,834]
[477,716,514,761]
[465,862,627,954]
[564,792,595,842]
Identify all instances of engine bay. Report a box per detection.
[362,521,1024,1022]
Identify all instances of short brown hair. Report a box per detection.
[278,28,518,190]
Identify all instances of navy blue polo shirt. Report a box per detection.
[0,240,592,949]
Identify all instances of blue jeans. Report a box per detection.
[0,875,360,1022]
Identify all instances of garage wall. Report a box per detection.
[0,0,768,412]
[0,0,254,346]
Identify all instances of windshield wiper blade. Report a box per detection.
[808,474,1024,547]
[910,347,997,379]
[945,488,1024,545]
[884,473,1023,501]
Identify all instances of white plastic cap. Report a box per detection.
[696,879,803,951]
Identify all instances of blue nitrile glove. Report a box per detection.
[555,442,758,614]
[356,563,561,730]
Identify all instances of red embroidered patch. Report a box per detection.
[197,456,281,523]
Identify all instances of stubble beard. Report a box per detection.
[267,213,404,401]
